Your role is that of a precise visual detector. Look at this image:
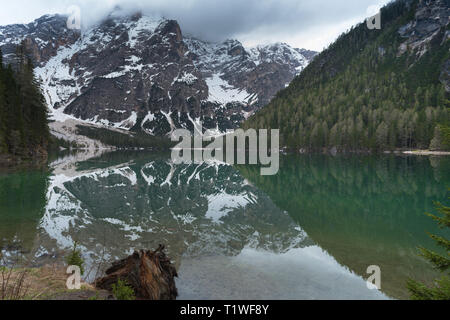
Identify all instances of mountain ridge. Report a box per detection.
[0,13,317,138]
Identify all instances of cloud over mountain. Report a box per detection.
[0,0,389,50]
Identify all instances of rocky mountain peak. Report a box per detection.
[0,13,317,136]
[0,14,80,66]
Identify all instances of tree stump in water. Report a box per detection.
[95,245,178,300]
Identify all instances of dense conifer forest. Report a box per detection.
[0,45,49,161]
[243,0,450,152]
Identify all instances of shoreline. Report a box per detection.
[2,147,450,171]
[400,150,450,156]
[282,148,450,156]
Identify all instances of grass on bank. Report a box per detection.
[0,264,101,300]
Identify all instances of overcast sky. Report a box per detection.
[0,0,391,51]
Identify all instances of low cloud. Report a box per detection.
[0,0,390,51]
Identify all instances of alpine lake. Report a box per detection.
[1,150,449,300]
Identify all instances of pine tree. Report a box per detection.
[0,49,7,153]
[0,43,49,158]
[407,199,450,300]
[407,128,450,300]
[440,124,450,149]
[15,44,49,153]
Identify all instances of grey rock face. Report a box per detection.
[185,38,312,107]
[1,13,317,136]
[0,14,80,66]
[397,0,449,92]
[398,0,449,57]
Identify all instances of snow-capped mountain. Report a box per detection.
[184,38,312,108]
[0,11,317,136]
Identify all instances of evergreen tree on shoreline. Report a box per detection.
[407,127,450,300]
[0,43,49,159]
[407,198,450,300]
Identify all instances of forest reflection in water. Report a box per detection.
[238,154,450,299]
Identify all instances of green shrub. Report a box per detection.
[88,293,100,301]
[112,279,136,300]
[65,242,85,275]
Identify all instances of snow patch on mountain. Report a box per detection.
[206,74,254,105]
[249,42,309,74]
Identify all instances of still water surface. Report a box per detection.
[0,151,448,300]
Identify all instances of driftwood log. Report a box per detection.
[95,245,178,300]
